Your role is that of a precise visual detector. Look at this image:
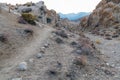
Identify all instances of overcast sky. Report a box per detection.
[0,0,101,14]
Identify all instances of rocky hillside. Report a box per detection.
[0,1,120,80]
[80,0,120,39]
[10,1,79,33]
[0,1,60,26]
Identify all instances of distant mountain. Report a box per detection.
[59,12,90,21]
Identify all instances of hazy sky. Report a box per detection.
[0,0,101,14]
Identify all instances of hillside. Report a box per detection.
[0,1,120,80]
[80,0,120,39]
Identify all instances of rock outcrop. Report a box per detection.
[16,1,60,25]
[80,0,120,32]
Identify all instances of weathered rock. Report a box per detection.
[80,0,120,35]
[40,47,45,53]
[44,43,50,48]
[54,30,68,38]
[22,8,32,13]
[73,49,82,54]
[18,62,27,71]
[0,34,8,43]
[16,1,60,25]
[70,41,82,48]
[36,53,43,58]
[73,55,88,66]
[55,37,64,44]
[23,29,34,36]
[70,41,78,47]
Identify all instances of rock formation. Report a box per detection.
[16,1,60,25]
[80,0,120,31]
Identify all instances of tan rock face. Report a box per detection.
[80,0,120,31]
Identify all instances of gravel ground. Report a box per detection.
[85,33,120,80]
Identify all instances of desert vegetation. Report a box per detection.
[21,13,36,25]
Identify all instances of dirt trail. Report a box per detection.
[0,25,54,79]
[85,33,120,71]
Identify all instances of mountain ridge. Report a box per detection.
[59,12,90,21]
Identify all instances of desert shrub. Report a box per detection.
[21,13,36,25]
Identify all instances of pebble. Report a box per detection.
[18,62,27,71]
[44,43,49,48]
[40,47,45,53]
[29,58,34,63]
[111,64,115,67]
[112,51,116,53]
[106,63,110,66]
[41,46,45,50]
[36,53,43,58]
[75,49,82,54]
[55,38,64,44]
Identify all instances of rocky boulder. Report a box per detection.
[16,1,60,25]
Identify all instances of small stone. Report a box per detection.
[12,78,22,80]
[73,55,87,66]
[29,58,34,63]
[70,41,78,47]
[40,47,45,53]
[41,46,45,50]
[75,49,82,54]
[111,64,115,67]
[18,62,27,71]
[55,38,64,44]
[22,8,32,13]
[112,51,116,53]
[106,63,109,66]
[36,53,43,58]
[44,43,49,48]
